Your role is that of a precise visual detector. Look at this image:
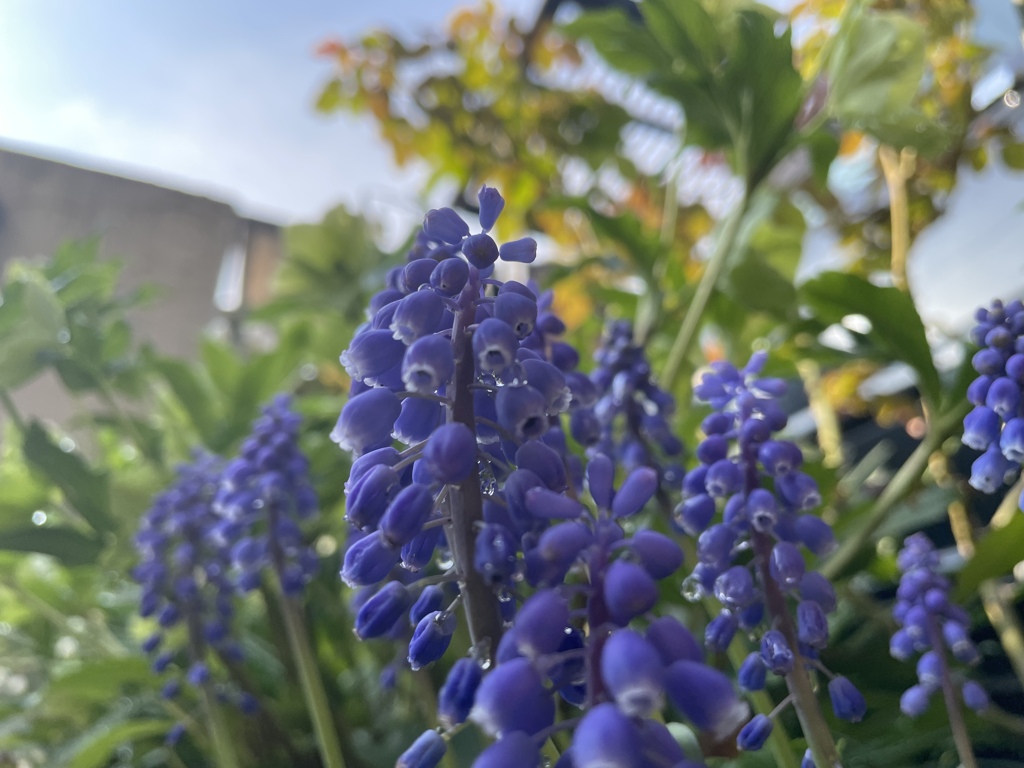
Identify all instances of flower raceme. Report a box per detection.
[678,354,861,756]
[332,189,775,766]
[962,298,1024,509]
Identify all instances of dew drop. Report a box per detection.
[681,575,704,602]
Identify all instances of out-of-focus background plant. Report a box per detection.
[1,0,1024,765]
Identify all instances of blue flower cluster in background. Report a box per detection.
[133,452,252,740]
[677,354,863,754]
[576,318,684,489]
[891,533,989,718]
[962,298,1024,509]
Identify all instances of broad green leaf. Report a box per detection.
[799,272,941,406]
[64,719,174,768]
[561,9,671,77]
[954,512,1024,602]
[724,255,797,320]
[0,276,66,389]
[23,422,115,534]
[640,0,719,75]
[0,526,103,566]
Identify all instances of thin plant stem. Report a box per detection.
[200,683,243,768]
[878,145,916,293]
[660,189,750,393]
[821,403,968,581]
[925,616,979,768]
[279,594,348,768]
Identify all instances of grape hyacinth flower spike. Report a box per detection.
[678,352,856,767]
[962,298,1024,510]
[891,533,986,767]
[133,452,251,755]
[333,189,750,767]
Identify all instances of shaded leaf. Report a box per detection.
[65,719,174,768]
[954,511,1024,602]
[0,526,103,566]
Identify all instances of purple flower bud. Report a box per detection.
[525,487,585,520]
[646,616,704,665]
[341,330,406,383]
[356,581,412,639]
[705,459,742,497]
[943,621,979,664]
[496,385,548,441]
[515,590,570,658]
[332,389,401,456]
[899,684,931,717]
[769,541,805,590]
[401,259,436,293]
[760,630,794,674]
[586,454,615,509]
[1001,417,1024,463]
[474,318,519,375]
[142,633,162,654]
[961,680,989,712]
[603,559,658,625]
[705,612,738,653]
[463,233,500,270]
[341,531,399,587]
[675,494,716,536]
[986,376,1021,419]
[915,650,941,690]
[801,749,817,768]
[973,347,1005,375]
[696,435,729,464]
[166,723,185,746]
[697,524,736,569]
[408,610,456,670]
[665,660,750,740]
[398,730,447,768]
[963,406,1002,451]
[714,566,757,609]
[439,658,484,728]
[796,600,829,648]
[345,464,398,530]
[409,585,445,627]
[828,676,867,722]
[738,652,767,692]
[402,523,442,571]
[393,396,444,446]
[521,359,571,415]
[402,335,455,393]
[737,714,773,751]
[572,703,641,768]
[537,521,593,567]
[970,443,1014,493]
[379,484,436,547]
[758,440,803,476]
[472,731,540,768]
[600,630,665,717]
[186,662,210,686]
[967,375,993,406]
[390,290,446,345]
[478,186,505,231]
[494,292,538,340]
[515,441,566,492]
[470,658,555,737]
[629,530,684,579]
[746,489,778,532]
[777,472,821,511]
[423,208,469,244]
[612,467,659,518]
[423,422,477,484]
[430,258,469,297]
[548,341,579,372]
[499,237,538,264]
[794,515,836,557]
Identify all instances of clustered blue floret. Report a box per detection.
[214,394,321,596]
[572,319,685,489]
[676,353,863,751]
[891,533,989,718]
[133,452,253,741]
[962,298,1024,509]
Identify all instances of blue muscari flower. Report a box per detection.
[472,731,540,768]
[214,396,321,597]
[572,703,640,768]
[409,610,457,671]
[398,730,447,768]
[892,533,988,726]
[737,713,773,751]
[439,658,484,728]
[828,676,866,722]
[962,299,1024,505]
[600,629,665,717]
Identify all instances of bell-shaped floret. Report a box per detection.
[571,703,641,768]
[408,610,457,670]
[600,630,665,717]
[665,660,750,740]
[439,658,484,728]
[403,335,455,393]
[603,560,658,625]
[470,658,555,737]
[331,389,401,456]
[424,423,477,484]
[423,208,469,244]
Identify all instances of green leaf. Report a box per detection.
[316,79,343,112]
[44,658,152,712]
[725,255,797,319]
[23,422,115,534]
[0,526,103,566]
[955,512,1024,602]
[639,0,719,75]
[0,276,66,389]
[64,719,174,768]
[154,358,220,446]
[561,9,671,77]
[799,272,941,405]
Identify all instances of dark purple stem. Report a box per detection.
[925,616,978,768]
[444,306,504,662]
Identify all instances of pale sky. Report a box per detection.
[1,0,1024,331]
[0,0,534,225]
